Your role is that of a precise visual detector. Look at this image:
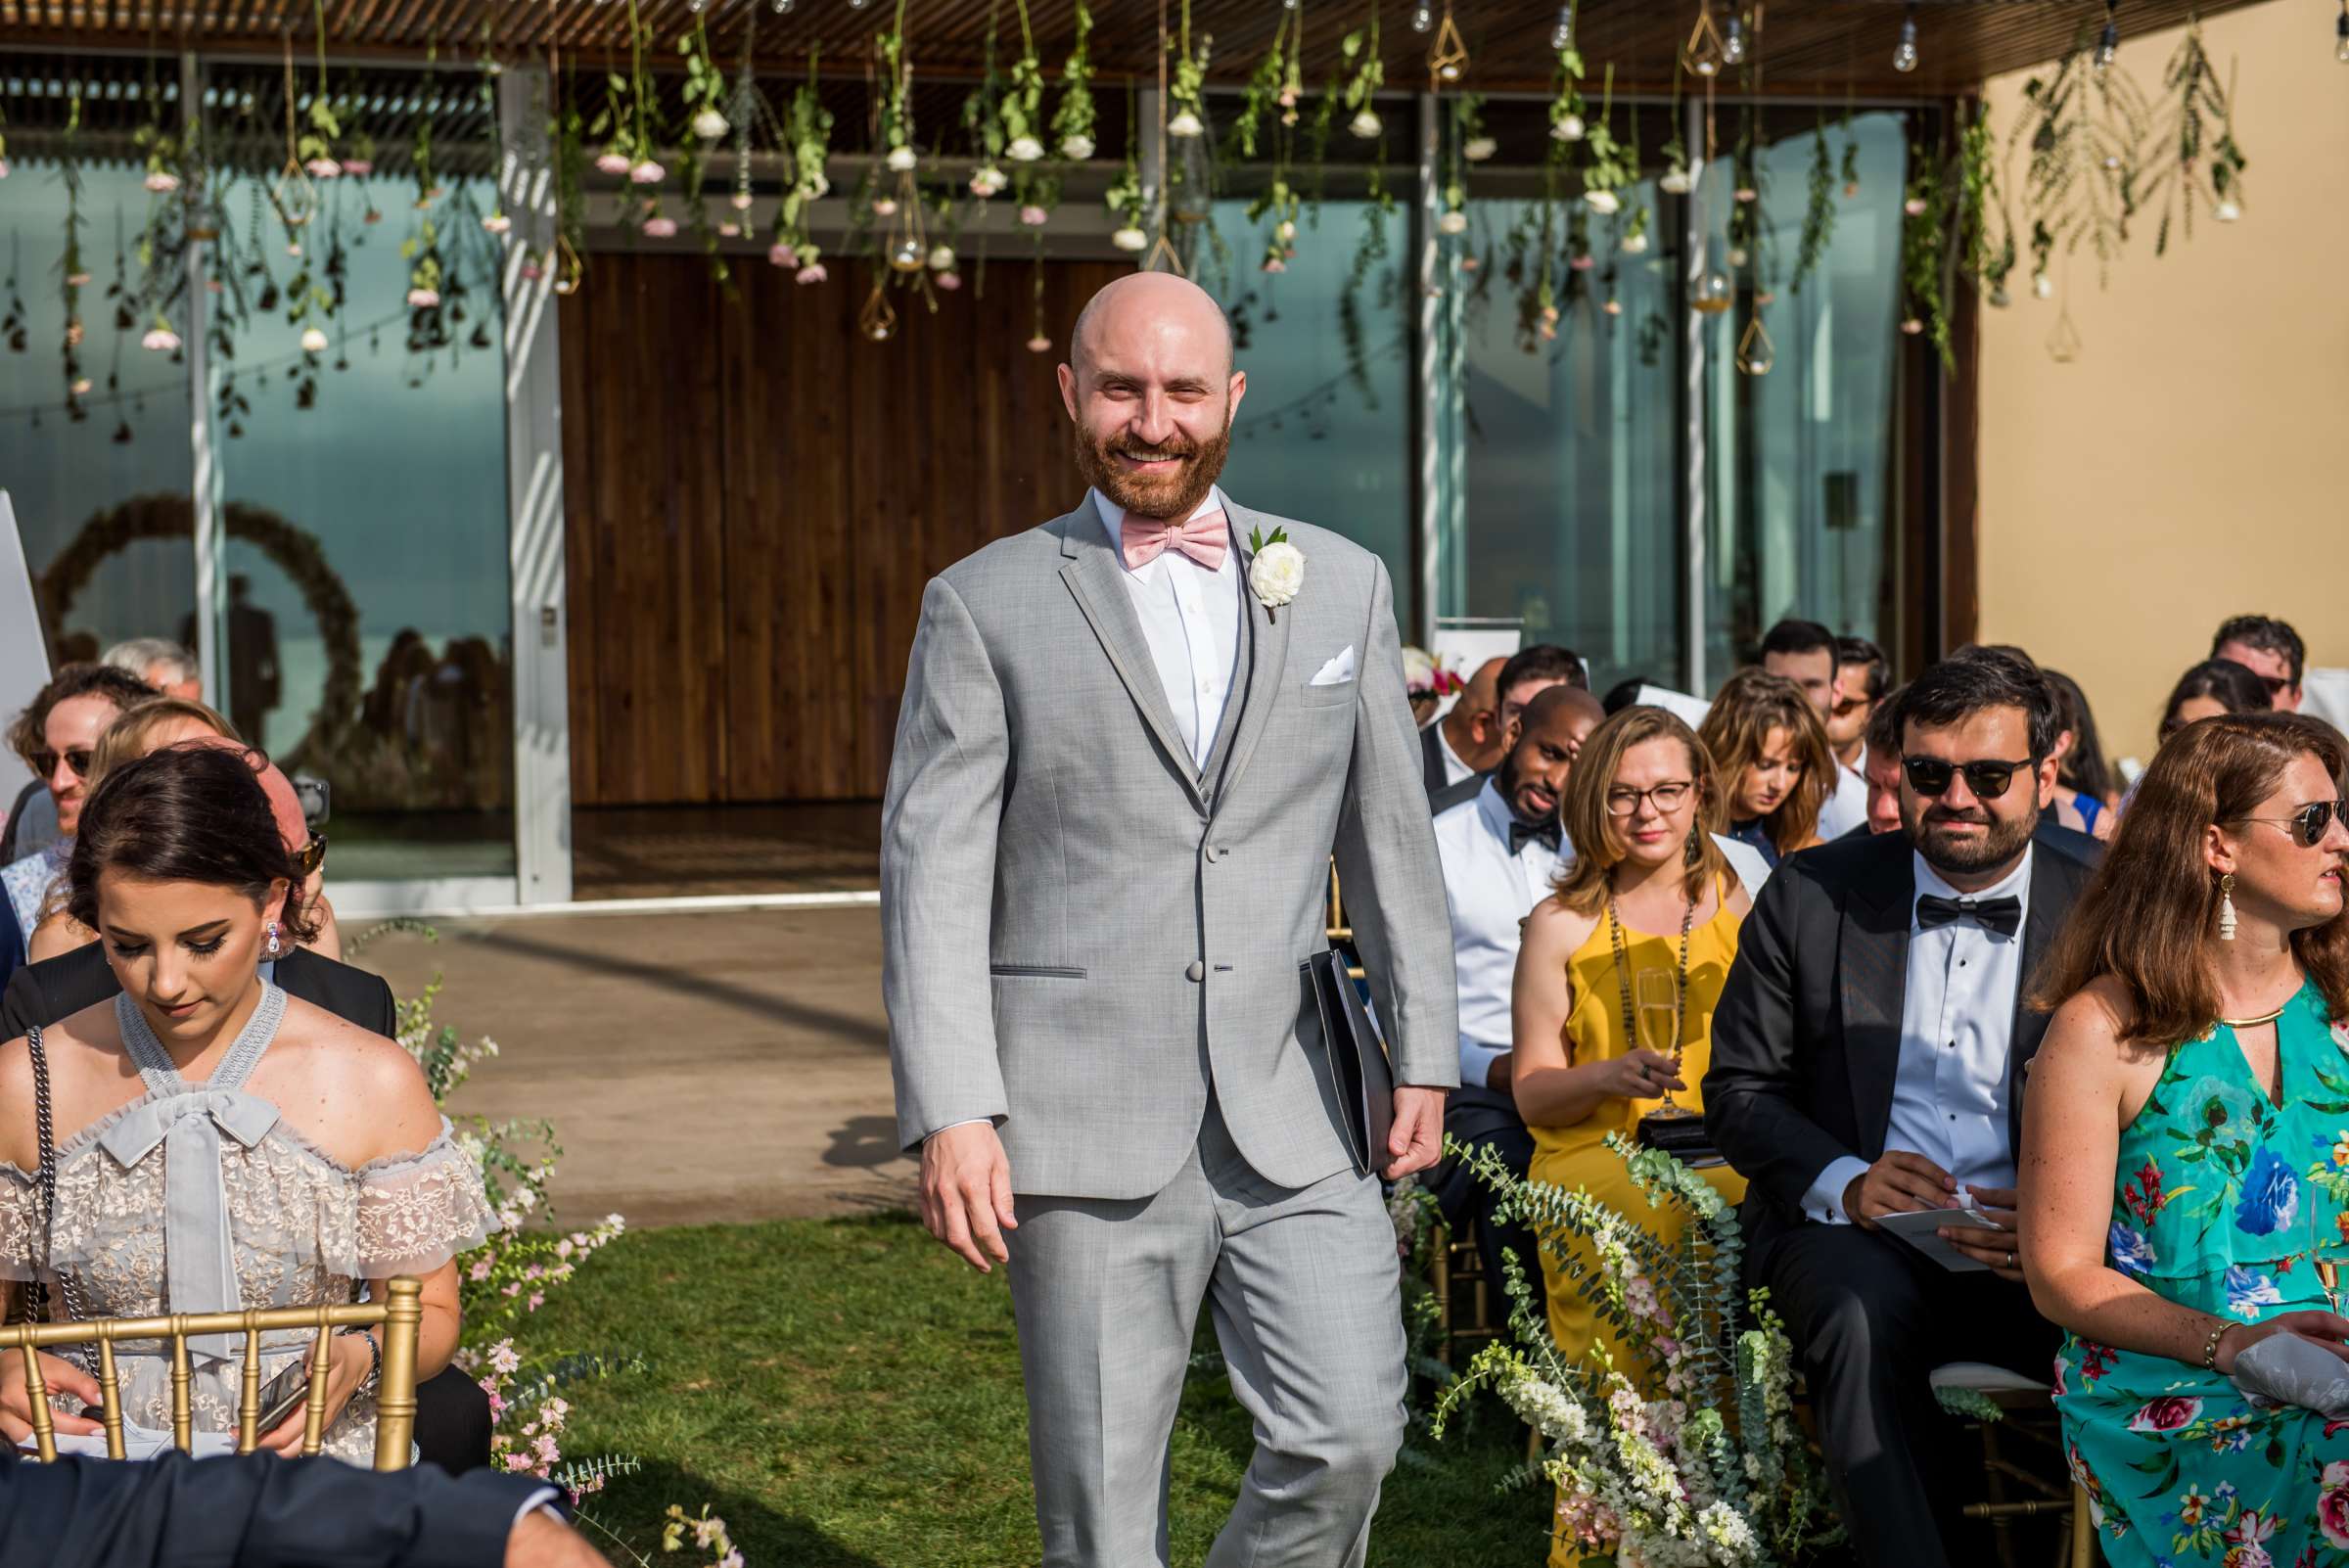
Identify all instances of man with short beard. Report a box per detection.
[884,271,1457,1568]
[1427,685,1603,1316]
[1701,649,2095,1568]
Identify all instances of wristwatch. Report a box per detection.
[337,1324,383,1401]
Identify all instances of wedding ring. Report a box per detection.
[2005,1251,2016,1269]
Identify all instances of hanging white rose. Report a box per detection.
[886,145,918,172]
[1659,165,1692,196]
[482,211,512,234]
[141,325,180,352]
[927,244,956,271]
[1007,135,1045,162]
[1621,229,1650,255]
[144,170,180,193]
[1462,136,1497,162]
[1436,209,1468,236]
[969,164,1008,198]
[299,326,329,353]
[1168,110,1205,139]
[1550,113,1584,143]
[1585,189,1620,215]
[2215,198,2241,221]
[1061,133,1096,161]
[1111,226,1148,253]
[2032,271,2054,299]
[692,108,729,141]
[1349,109,1382,140]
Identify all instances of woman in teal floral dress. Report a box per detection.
[2022,712,2349,1567]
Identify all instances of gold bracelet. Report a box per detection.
[2201,1318,2231,1372]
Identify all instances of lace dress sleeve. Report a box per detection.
[0,1164,39,1283]
[353,1120,500,1279]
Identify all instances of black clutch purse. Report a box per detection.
[1635,1106,1720,1162]
[1308,948,1395,1177]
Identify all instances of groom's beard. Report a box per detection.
[1072,414,1233,521]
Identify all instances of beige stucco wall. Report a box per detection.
[1976,0,2349,769]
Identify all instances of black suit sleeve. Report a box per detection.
[1,1450,545,1568]
[1703,862,1862,1220]
[1,961,42,1041]
[365,973,397,1038]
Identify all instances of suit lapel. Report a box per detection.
[2007,848,2068,1153]
[1839,838,1916,1160]
[1206,501,1292,814]
[1056,501,1210,809]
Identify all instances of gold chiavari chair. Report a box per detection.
[1325,860,1365,981]
[1,1275,425,1472]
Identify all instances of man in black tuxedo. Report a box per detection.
[3,940,494,1475]
[1835,680,2104,868]
[1704,650,2093,1568]
[1,1443,600,1567]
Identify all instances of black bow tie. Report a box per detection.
[1507,818,1563,856]
[1916,894,2023,939]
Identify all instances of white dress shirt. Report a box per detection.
[1091,485,1244,769]
[1802,847,2034,1223]
[1433,778,1565,1091]
[1815,759,1870,840]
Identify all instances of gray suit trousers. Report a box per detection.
[1006,1097,1407,1568]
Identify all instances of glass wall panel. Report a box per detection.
[1447,175,1684,695]
[1700,112,1908,683]
[202,65,514,881]
[1208,195,1414,634]
[0,65,197,679]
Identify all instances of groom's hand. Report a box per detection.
[920,1121,1018,1272]
[1382,1086,1449,1180]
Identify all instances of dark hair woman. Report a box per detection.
[2019,713,2349,1568]
[1511,706,1752,1562]
[0,747,494,1460]
[2160,659,2273,747]
[2043,669,2117,841]
[1698,668,1835,866]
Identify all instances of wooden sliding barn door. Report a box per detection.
[560,253,1127,807]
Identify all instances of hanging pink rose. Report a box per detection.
[594,152,631,175]
[342,158,375,176]
[305,158,343,179]
[521,258,543,281]
[640,216,678,239]
[936,271,962,291]
[406,287,441,308]
[629,160,666,185]
[1261,257,1286,273]
[1019,205,1049,227]
[768,243,799,268]
[795,262,828,285]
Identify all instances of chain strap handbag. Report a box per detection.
[24,1025,96,1366]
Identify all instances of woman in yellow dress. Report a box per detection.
[1511,706,1752,1564]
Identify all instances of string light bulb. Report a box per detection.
[1411,2,1432,32]
[1551,5,1573,51]
[2093,1,2119,75]
[1722,14,1746,66]
[1892,2,1919,74]
[773,0,792,12]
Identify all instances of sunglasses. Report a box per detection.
[295,833,328,878]
[1902,755,2035,801]
[29,747,94,780]
[2258,673,2295,699]
[2234,801,2349,850]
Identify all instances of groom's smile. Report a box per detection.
[1058,271,1251,521]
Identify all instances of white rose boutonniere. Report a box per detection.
[1247,527,1306,623]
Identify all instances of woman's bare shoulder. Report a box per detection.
[2041,976,2163,1072]
[1523,895,1600,952]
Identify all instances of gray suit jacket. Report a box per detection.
[882,495,1458,1200]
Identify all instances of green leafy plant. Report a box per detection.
[1167,0,1211,140]
[1900,144,1952,371]
[2010,45,2151,292]
[2144,19,2248,255]
[1051,1,1096,159]
[1002,0,1047,161]
[1793,117,1836,293]
[1579,65,1631,216]
[770,47,833,276]
[1231,6,1300,161]
[1955,99,2015,300]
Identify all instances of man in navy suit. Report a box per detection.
[0,1444,600,1567]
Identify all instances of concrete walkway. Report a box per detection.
[359,906,915,1229]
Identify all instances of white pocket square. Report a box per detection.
[1310,647,1358,686]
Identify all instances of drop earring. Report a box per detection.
[264,920,285,959]
[2218,873,2237,943]
[1684,828,1703,869]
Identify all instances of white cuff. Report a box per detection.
[1802,1156,1872,1226]
[924,1119,990,1142]
[512,1487,564,1534]
[1458,1040,1507,1093]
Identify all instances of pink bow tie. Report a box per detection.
[1120,508,1229,573]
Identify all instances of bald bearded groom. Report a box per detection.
[882,272,1458,1566]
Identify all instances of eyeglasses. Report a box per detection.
[1606,780,1694,817]
[28,747,94,780]
[1901,756,2035,801]
[2234,801,2349,849]
[295,833,329,878]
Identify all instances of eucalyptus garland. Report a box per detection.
[2147,20,2248,254]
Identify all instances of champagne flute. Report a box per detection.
[2310,1176,2347,1316]
[1635,968,1686,1117]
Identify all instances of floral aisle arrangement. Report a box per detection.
[364,926,735,1559]
[1434,1136,1838,1566]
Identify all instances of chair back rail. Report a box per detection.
[1,1275,424,1471]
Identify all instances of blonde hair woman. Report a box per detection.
[1700,668,1835,868]
[1511,706,1753,1565]
[27,699,341,964]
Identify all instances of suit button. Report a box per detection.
[1207,846,1226,862]
[1185,960,1206,982]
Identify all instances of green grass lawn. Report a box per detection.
[522,1212,1551,1567]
